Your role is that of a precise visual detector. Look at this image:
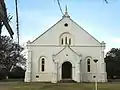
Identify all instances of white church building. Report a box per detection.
[24,8,107,83]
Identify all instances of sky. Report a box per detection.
[3,0,120,53]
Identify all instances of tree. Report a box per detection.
[8,66,25,79]
[105,48,120,79]
[0,35,26,78]
[0,67,7,79]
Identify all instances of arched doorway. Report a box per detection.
[62,61,72,79]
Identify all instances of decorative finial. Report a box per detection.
[65,5,68,13]
[63,5,70,17]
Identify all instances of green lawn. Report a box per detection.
[0,82,120,90]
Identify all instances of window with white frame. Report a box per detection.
[87,59,90,72]
[38,57,45,72]
[41,58,45,72]
[85,56,92,72]
[60,32,72,45]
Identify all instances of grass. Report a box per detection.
[0,82,120,90]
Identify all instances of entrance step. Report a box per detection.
[59,79,76,83]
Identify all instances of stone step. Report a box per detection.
[59,79,76,83]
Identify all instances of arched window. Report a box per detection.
[41,58,45,72]
[61,38,63,45]
[69,38,71,45]
[38,57,45,72]
[59,32,73,45]
[87,59,90,72]
[65,37,67,44]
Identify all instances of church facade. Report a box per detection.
[24,10,107,83]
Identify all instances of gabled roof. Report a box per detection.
[31,9,101,44]
[31,7,71,44]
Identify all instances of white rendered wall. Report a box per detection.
[25,45,107,82]
[25,15,107,82]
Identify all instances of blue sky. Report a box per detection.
[3,0,120,52]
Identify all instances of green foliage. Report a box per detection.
[0,68,7,80]
[8,66,25,79]
[105,48,120,79]
[0,35,26,73]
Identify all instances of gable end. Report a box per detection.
[70,18,101,44]
[31,18,64,44]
